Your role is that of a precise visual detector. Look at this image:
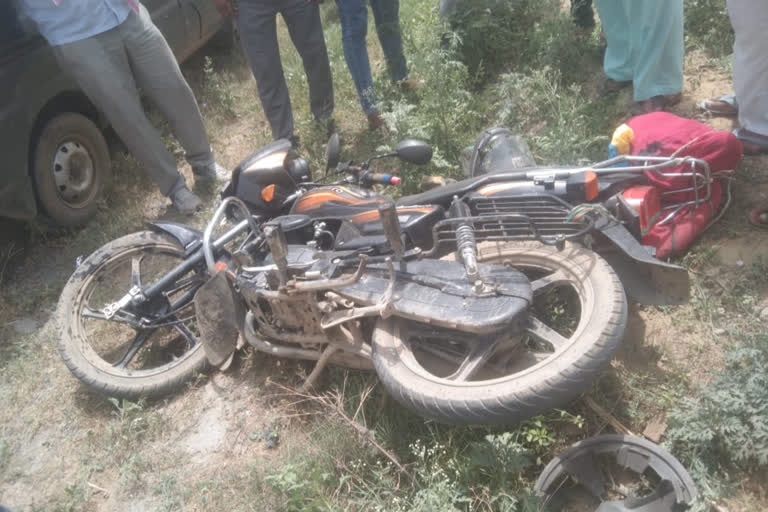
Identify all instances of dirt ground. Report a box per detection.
[2,20,768,512]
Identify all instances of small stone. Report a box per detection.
[714,328,726,336]
[643,416,667,443]
[760,307,768,320]
[736,260,745,267]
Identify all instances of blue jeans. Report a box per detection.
[336,0,408,115]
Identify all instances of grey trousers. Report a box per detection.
[236,0,334,140]
[52,5,214,196]
[728,0,768,136]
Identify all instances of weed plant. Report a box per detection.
[684,0,734,57]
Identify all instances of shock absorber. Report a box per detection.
[449,196,481,284]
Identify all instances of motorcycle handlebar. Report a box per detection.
[360,171,401,186]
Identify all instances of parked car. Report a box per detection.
[0,0,228,226]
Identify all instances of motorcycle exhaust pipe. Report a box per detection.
[378,202,404,261]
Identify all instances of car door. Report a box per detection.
[142,0,187,57]
[0,2,41,220]
[183,0,224,42]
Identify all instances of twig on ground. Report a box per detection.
[584,396,636,437]
[87,482,110,496]
[709,501,730,512]
[271,381,413,482]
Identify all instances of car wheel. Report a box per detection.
[32,112,112,226]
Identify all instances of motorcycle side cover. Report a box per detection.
[337,259,533,334]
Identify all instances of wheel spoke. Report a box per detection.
[82,305,140,328]
[531,269,570,295]
[446,335,501,382]
[174,321,198,347]
[527,316,570,351]
[82,306,107,320]
[131,255,144,288]
[114,329,152,369]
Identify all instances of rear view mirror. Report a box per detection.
[326,133,341,173]
[396,139,433,166]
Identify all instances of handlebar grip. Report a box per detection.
[362,172,401,186]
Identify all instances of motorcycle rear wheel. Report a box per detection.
[372,242,627,424]
[57,231,208,398]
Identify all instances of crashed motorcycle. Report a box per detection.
[57,132,692,424]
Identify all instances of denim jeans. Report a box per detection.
[336,0,408,115]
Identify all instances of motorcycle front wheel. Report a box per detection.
[57,231,208,398]
[372,242,627,425]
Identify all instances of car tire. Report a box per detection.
[32,112,112,226]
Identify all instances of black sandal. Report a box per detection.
[599,78,631,97]
[629,93,682,116]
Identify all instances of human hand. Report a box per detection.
[213,0,237,17]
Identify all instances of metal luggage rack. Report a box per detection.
[430,212,594,250]
[588,155,716,225]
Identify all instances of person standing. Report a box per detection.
[701,0,768,156]
[335,0,417,129]
[594,0,684,115]
[19,0,225,214]
[699,0,768,224]
[213,0,335,146]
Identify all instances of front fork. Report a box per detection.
[103,198,257,319]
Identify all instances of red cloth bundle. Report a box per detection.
[625,112,742,258]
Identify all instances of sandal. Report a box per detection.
[733,127,768,155]
[749,203,768,227]
[599,77,631,97]
[700,94,738,116]
[629,93,683,116]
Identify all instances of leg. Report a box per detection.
[594,0,633,83]
[627,0,684,101]
[120,5,215,172]
[281,0,335,122]
[571,0,595,29]
[729,0,768,137]
[370,0,408,82]
[236,0,294,140]
[52,30,185,196]
[335,0,378,115]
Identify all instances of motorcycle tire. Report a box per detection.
[57,231,208,398]
[371,242,627,425]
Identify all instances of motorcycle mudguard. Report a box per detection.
[194,271,246,367]
[594,218,689,305]
[149,221,202,254]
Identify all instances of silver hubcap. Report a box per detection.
[53,141,95,206]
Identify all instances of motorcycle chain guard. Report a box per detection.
[194,270,246,367]
[337,259,533,334]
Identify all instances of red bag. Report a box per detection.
[624,112,742,258]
